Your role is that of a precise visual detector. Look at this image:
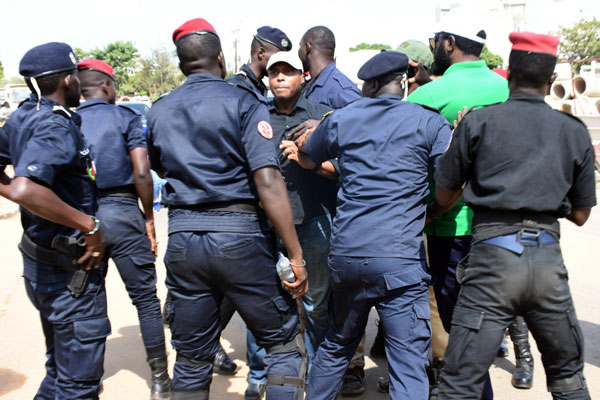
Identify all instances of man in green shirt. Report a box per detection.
[407,26,508,400]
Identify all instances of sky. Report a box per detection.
[1,0,599,78]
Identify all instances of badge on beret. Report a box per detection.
[258,121,273,139]
[69,52,76,65]
[281,39,288,48]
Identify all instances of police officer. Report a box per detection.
[302,51,452,400]
[76,59,171,399]
[227,26,292,96]
[146,18,308,400]
[429,32,595,400]
[0,42,109,399]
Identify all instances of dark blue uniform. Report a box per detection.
[147,72,303,399]
[77,99,166,359]
[305,95,452,399]
[0,95,109,399]
[302,62,361,109]
[226,64,268,97]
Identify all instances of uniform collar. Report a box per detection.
[240,64,267,94]
[77,98,109,110]
[306,62,336,90]
[443,60,487,77]
[268,93,309,113]
[185,72,225,83]
[378,93,404,101]
[507,92,547,104]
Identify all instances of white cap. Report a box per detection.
[267,51,303,72]
[436,10,486,44]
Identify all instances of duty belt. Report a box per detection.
[171,200,264,216]
[98,185,137,200]
[480,230,557,255]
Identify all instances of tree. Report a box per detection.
[480,45,503,69]
[133,49,184,99]
[87,41,140,95]
[0,60,4,82]
[558,17,600,69]
[349,43,391,52]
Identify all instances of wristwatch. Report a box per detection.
[83,216,100,236]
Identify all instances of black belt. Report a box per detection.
[170,200,264,216]
[98,185,137,199]
[473,210,558,228]
[480,230,557,255]
[20,233,77,270]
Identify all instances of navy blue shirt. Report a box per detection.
[306,94,452,259]
[0,95,97,281]
[268,95,336,224]
[78,99,146,189]
[227,64,268,97]
[147,73,280,233]
[302,62,361,109]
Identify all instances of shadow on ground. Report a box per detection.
[103,325,151,387]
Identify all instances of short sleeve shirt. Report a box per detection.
[302,62,362,109]
[268,95,336,224]
[407,60,509,236]
[147,73,279,207]
[306,94,452,259]
[435,93,596,221]
[78,99,146,189]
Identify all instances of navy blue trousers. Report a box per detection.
[97,197,165,356]
[164,229,302,399]
[24,266,110,400]
[307,256,431,400]
[427,235,493,400]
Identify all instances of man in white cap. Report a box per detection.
[407,20,509,400]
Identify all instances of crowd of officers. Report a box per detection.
[0,14,595,400]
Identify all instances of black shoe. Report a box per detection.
[213,345,238,375]
[509,317,533,389]
[162,292,173,325]
[497,342,509,358]
[148,357,172,399]
[244,382,266,400]
[341,367,365,396]
[376,377,389,393]
[370,319,386,359]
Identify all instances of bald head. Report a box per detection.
[302,26,335,57]
[176,33,225,77]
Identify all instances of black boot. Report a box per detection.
[148,357,172,399]
[509,317,533,389]
[213,344,238,375]
[429,358,443,400]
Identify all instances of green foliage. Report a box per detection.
[0,60,4,82]
[133,48,184,100]
[87,41,140,95]
[349,42,392,52]
[557,17,600,71]
[480,45,503,69]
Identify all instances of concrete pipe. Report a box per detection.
[573,75,600,97]
[551,81,572,100]
[554,63,572,81]
[560,100,573,115]
[594,98,600,115]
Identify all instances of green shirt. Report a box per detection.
[407,60,509,236]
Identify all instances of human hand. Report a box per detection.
[280,140,317,170]
[282,261,308,299]
[288,119,320,141]
[146,219,158,257]
[453,106,468,129]
[78,229,106,270]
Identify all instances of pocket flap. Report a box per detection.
[451,307,483,330]
[414,301,430,321]
[383,269,423,291]
[74,316,111,342]
[128,252,156,267]
[271,295,294,313]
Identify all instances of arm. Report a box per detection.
[426,185,463,225]
[0,171,11,199]
[253,167,307,299]
[130,147,157,256]
[10,176,105,269]
[280,140,339,180]
[567,208,591,226]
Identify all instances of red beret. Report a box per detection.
[509,32,559,57]
[493,68,508,79]
[77,59,114,79]
[172,18,218,44]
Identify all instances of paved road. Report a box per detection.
[0,200,598,399]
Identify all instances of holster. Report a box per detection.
[20,233,90,297]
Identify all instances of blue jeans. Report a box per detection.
[246,213,332,383]
[307,256,431,400]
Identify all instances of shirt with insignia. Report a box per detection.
[227,64,268,97]
[302,62,362,109]
[268,95,336,224]
[407,60,510,236]
[78,99,146,189]
[306,94,451,259]
[0,94,97,284]
[147,73,280,233]
[436,93,596,226]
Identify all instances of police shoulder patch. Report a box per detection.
[258,121,273,139]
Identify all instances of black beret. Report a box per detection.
[255,26,292,51]
[19,42,77,79]
[357,51,409,81]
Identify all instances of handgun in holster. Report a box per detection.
[51,235,89,297]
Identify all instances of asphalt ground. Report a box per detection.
[0,195,598,399]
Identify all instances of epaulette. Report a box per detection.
[417,103,441,114]
[558,111,587,128]
[118,104,141,116]
[52,105,71,119]
[236,84,267,104]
